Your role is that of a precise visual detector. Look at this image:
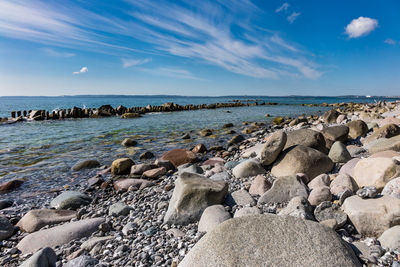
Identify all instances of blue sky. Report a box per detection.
[0,0,400,96]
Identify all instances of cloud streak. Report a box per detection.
[0,0,322,80]
[287,12,301,24]
[275,3,289,13]
[73,67,88,75]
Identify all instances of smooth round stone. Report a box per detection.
[50,191,92,210]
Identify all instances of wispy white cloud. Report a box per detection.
[43,47,75,58]
[0,0,322,80]
[287,12,301,24]
[275,3,289,13]
[384,38,396,45]
[345,17,378,38]
[73,66,88,75]
[122,58,152,68]
[139,67,202,80]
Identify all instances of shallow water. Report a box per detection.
[0,95,398,200]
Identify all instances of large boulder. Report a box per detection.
[367,135,400,154]
[378,225,400,250]
[347,120,369,139]
[198,205,231,233]
[260,131,287,166]
[321,125,349,149]
[161,149,197,168]
[111,158,134,175]
[364,123,400,144]
[352,157,400,190]
[342,195,400,237]
[19,247,57,267]
[17,209,77,233]
[284,129,327,153]
[382,177,400,199]
[232,159,266,178]
[17,218,105,254]
[50,191,92,210]
[339,158,360,177]
[330,173,359,196]
[323,109,340,123]
[179,214,361,267]
[71,160,100,171]
[258,175,308,205]
[164,173,228,225]
[328,141,352,163]
[271,145,334,180]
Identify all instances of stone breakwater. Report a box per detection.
[2,100,333,123]
[1,100,400,266]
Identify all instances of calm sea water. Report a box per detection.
[0,95,398,199]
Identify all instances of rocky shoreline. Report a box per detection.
[1,100,400,266]
[2,100,334,123]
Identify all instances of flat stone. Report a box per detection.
[111,158,134,175]
[209,171,230,181]
[260,131,287,166]
[231,190,255,206]
[17,217,105,254]
[342,195,400,237]
[258,175,308,205]
[378,225,400,249]
[179,214,361,267]
[249,175,271,196]
[142,167,166,179]
[19,247,57,267]
[271,145,334,181]
[278,196,314,220]
[353,157,400,190]
[17,209,77,233]
[314,201,347,227]
[130,164,154,175]
[50,191,92,210]
[161,148,198,167]
[198,205,231,233]
[382,177,400,199]
[234,206,261,218]
[232,159,266,178]
[164,172,228,225]
[0,216,14,241]
[71,160,100,171]
[108,202,132,216]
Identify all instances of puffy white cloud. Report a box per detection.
[73,66,88,74]
[345,17,378,38]
[287,12,300,24]
[384,38,396,45]
[122,58,151,68]
[275,3,289,13]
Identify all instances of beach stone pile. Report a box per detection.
[1,100,400,266]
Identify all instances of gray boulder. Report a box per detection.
[260,131,287,166]
[50,191,92,210]
[198,205,231,233]
[19,247,56,267]
[179,214,361,267]
[328,141,352,163]
[230,190,255,206]
[378,225,400,249]
[0,216,14,241]
[284,129,327,153]
[234,207,261,218]
[164,173,228,225]
[323,109,340,123]
[17,218,105,254]
[258,175,308,205]
[347,120,369,139]
[330,173,359,196]
[271,145,334,181]
[321,125,349,149]
[232,159,266,178]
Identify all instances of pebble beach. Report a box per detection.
[1,100,400,267]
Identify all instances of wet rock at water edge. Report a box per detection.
[111,158,135,175]
[71,159,100,171]
[0,216,14,241]
[50,191,92,210]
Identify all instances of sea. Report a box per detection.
[0,95,398,199]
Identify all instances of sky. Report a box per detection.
[1,0,400,96]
